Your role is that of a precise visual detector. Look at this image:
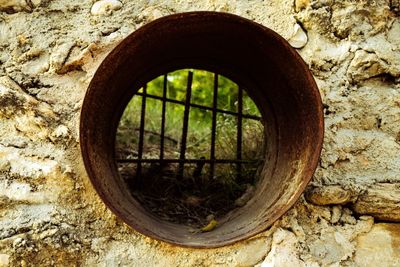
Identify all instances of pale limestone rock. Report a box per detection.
[388,20,400,45]
[234,238,271,267]
[0,253,10,267]
[0,0,41,11]
[287,23,308,49]
[331,206,342,224]
[355,223,400,266]
[51,124,69,139]
[91,233,272,267]
[0,0,28,13]
[330,2,392,39]
[260,228,305,267]
[305,186,352,205]
[31,0,41,7]
[0,204,54,240]
[14,114,51,140]
[49,41,75,73]
[347,50,392,82]
[295,0,309,12]
[91,0,122,16]
[0,76,59,141]
[0,76,55,119]
[37,228,59,240]
[0,145,59,179]
[300,34,351,69]
[21,53,50,75]
[12,237,26,248]
[58,43,98,74]
[359,34,400,78]
[340,208,357,225]
[0,181,48,203]
[138,6,166,23]
[353,183,400,222]
[309,231,354,265]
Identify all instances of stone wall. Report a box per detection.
[0,0,399,266]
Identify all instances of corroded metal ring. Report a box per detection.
[80,12,323,248]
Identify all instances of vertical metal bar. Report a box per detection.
[137,85,147,177]
[237,86,243,180]
[210,73,218,179]
[160,74,168,161]
[178,71,193,177]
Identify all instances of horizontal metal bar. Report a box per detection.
[134,91,261,121]
[116,158,262,164]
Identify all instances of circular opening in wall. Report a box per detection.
[116,69,265,229]
[80,12,324,248]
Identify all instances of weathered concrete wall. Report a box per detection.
[0,0,399,266]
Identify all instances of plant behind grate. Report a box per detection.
[115,69,265,229]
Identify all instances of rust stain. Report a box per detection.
[383,223,400,257]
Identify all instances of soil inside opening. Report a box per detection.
[115,69,265,230]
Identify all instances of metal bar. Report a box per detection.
[134,91,261,121]
[160,74,168,160]
[117,158,262,164]
[209,73,218,179]
[237,86,243,180]
[178,71,193,177]
[137,85,147,177]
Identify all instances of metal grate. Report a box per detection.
[116,70,263,181]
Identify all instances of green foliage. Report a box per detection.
[117,68,264,164]
[120,69,259,147]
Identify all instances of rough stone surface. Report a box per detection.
[257,228,305,266]
[353,183,400,222]
[0,0,29,13]
[0,254,10,267]
[354,223,400,266]
[0,0,399,266]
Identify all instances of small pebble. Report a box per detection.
[288,23,308,49]
[305,185,352,206]
[91,0,122,16]
[295,0,309,11]
[12,237,25,248]
[31,0,41,7]
[331,205,342,224]
[234,184,255,207]
[51,125,69,139]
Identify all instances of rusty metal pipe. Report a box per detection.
[80,12,324,248]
